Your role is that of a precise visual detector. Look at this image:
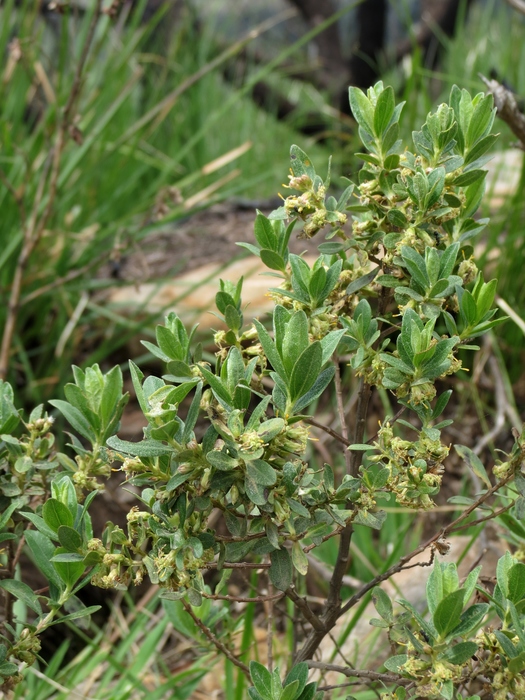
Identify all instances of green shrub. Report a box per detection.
[2,82,525,700]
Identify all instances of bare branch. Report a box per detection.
[307,661,412,685]
[182,600,251,678]
[480,74,525,148]
[506,0,525,15]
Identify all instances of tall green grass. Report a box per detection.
[0,1,334,406]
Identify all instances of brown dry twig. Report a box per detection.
[480,74,525,148]
[182,599,251,678]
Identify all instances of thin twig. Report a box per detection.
[307,661,412,686]
[267,573,274,672]
[450,501,515,533]
[480,74,525,147]
[304,416,351,446]
[366,406,406,444]
[200,590,284,604]
[338,468,516,618]
[334,359,351,474]
[285,586,325,632]
[182,599,251,678]
[506,0,525,16]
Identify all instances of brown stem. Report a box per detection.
[338,470,517,618]
[294,379,372,663]
[480,74,525,148]
[366,406,406,444]
[182,599,251,678]
[200,590,284,603]
[334,360,351,475]
[304,417,351,446]
[308,661,412,686]
[285,586,324,632]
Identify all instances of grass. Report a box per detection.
[0,1,337,407]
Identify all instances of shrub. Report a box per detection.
[1,82,525,699]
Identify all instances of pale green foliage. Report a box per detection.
[1,83,525,700]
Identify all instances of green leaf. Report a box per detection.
[289,145,316,180]
[257,418,285,443]
[293,366,335,413]
[207,450,238,471]
[250,661,273,699]
[349,87,375,135]
[0,499,23,530]
[52,547,85,588]
[260,249,286,272]
[454,444,491,488]
[280,680,299,700]
[0,579,42,615]
[47,605,101,626]
[247,460,277,486]
[182,382,202,444]
[494,630,518,659]
[283,311,309,378]
[372,587,393,624]
[21,511,58,540]
[433,589,465,638]
[269,548,293,591]
[438,641,478,665]
[507,563,525,603]
[383,655,408,674]
[25,530,63,590]
[49,400,96,443]
[284,663,309,696]
[51,553,85,563]
[374,86,395,137]
[289,342,322,403]
[0,663,19,677]
[57,526,83,552]
[43,499,74,532]
[291,542,308,575]
[254,214,278,250]
[199,366,232,406]
[346,268,379,296]
[254,319,287,382]
[106,436,173,457]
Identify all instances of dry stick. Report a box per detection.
[200,590,284,604]
[334,359,351,475]
[285,586,324,632]
[338,468,517,618]
[480,74,525,148]
[506,0,525,15]
[307,662,412,686]
[297,429,518,662]
[182,599,251,679]
[304,416,351,446]
[0,0,103,380]
[294,379,372,664]
[366,405,406,444]
[267,574,274,673]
